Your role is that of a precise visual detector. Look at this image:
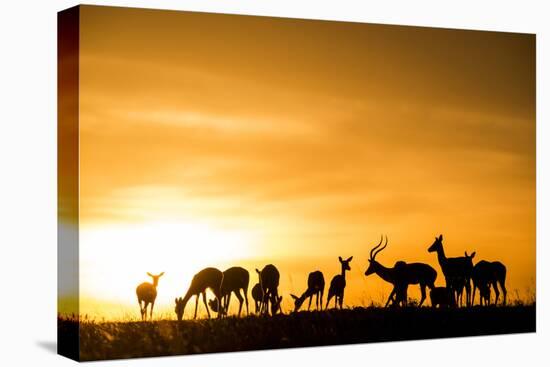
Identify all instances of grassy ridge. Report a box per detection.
[58,305,535,361]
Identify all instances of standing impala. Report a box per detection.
[136,272,164,321]
[326,256,353,309]
[175,267,223,320]
[428,234,475,307]
[291,270,325,312]
[365,236,437,307]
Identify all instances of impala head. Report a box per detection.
[271,295,283,315]
[464,251,476,260]
[147,272,165,286]
[290,294,304,312]
[365,235,388,276]
[339,256,353,271]
[208,298,220,313]
[428,234,443,253]
[174,297,185,321]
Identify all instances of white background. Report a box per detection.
[0,0,548,365]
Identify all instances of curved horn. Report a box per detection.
[370,235,384,259]
[373,235,389,260]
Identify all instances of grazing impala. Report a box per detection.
[257,264,282,315]
[208,266,250,317]
[326,256,353,309]
[136,272,164,321]
[365,236,437,307]
[175,267,223,320]
[291,270,325,312]
[472,260,507,306]
[428,235,475,306]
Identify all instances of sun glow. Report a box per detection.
[79,220,259,318]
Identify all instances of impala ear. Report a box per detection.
[439,234,443,241]
[290,294,298,300]
[347,256,353,262]
[174,297,178,304]
[147,272,153,277]
[159,272,165,277]
[255,268,261,274]
[471,251,476,259]
[339,256,343,262]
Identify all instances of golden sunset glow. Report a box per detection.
[59,6,535,319]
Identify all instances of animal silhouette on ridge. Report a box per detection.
[472,260,507,306]
[175,267,223,320]
[136,272,164,321]
[257,264,282,315]
[365,235,437,307]
[428,234,475,307]
[291,270,325,312]
[208,266,250,317]
[251,271,263,314]
[326,256,352,309]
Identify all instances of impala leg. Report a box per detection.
[261,293,267,314]
[325,294,332,310]
[225,293,233,316]
[465,279,472,307]
[234,291,244,317]
[385,288,396,308]
[493,281,500,305]
[320,290,324,310]
[194,295,199,319]
[138,300,144,320]
[308,295,313,311]
[419,285,426,307]
[202,292,212,318]
[244,289,249,315]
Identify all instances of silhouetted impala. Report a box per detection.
[365,236,436,307]
[251,282,263,314]
[251,269,263,314]
[428,234,475,306]
[291,270,325,312]
[136,272,164,321]
[208,266,250,317]
[175,267,223,320]
[326,256,352,309]
[257,264,282,315]
[472,260,507,306]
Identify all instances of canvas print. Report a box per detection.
[58,5,536,361]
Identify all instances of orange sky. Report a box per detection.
[61,5,535,318]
